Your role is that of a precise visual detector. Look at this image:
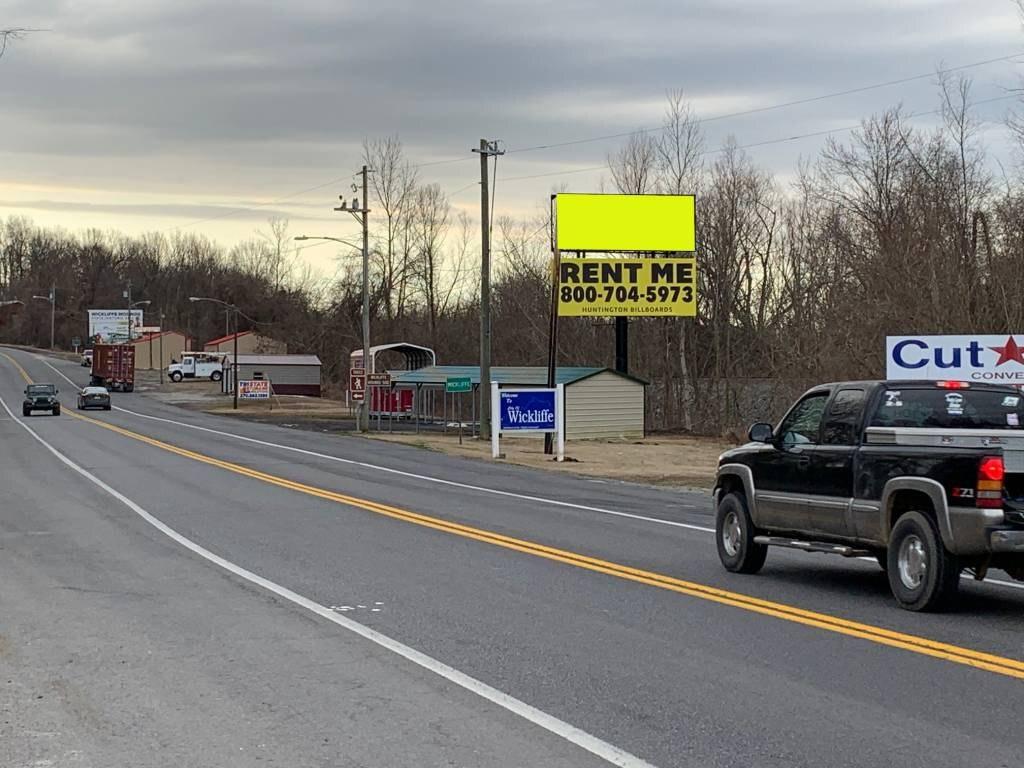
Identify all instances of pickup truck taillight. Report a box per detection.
[977,456,1005,509]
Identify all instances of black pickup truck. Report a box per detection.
[714,380,1024,611]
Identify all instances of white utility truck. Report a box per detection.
[167,352,227,382]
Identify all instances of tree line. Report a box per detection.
[3,77,1022,435]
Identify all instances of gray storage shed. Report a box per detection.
[226,354,322,397]
[390,366,647,439]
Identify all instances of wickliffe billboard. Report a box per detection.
[887,335,1024,382]
[88,309,144,344]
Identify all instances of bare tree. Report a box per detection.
[608,131,658,194]
[257,216,292,290]
[656,90,704,195]
[363,136,418,319]
[654,90,704,429]
[410,183,452,342]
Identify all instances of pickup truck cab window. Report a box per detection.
[870,388,1024,430]
[778,392,829,446]
[822,389,866,445]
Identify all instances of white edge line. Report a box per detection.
[35,355,715,534]
[32,355,1024,594]
[0,389,658,768]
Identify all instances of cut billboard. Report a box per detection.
[886,335,1024,382]
[87,309,144,344]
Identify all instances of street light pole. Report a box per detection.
[360,165,370,432]
[189,296,240,410]
[48,284,54,349]
[32,285,55,349]
[233,306,239,412]
[125,279,132,342]
[159,312,165,385]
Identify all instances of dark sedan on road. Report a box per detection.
[77,386,111,411]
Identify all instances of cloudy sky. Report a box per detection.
[1,0,1022,269]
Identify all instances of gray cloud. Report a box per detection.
[0,198,323,222]
[1,0,1021,239]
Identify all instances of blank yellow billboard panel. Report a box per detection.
[556,194,695,252]
[558,257,697,317]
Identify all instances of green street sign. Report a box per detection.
[445,376,472,393]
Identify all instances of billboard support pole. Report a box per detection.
[615,316,629,374]
[544,195,560,456]
[556,383,565,462]
[491,382,500,459]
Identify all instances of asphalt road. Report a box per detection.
[2,346,1023,768]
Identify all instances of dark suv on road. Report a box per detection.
[22,383,60,417]
[714,380,1024,611]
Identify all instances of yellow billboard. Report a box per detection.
[558,257,697,317]
[556,194,695,253]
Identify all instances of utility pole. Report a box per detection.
[473,139,503,439]
[335,165,371,432]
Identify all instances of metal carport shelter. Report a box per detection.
[389,365,648,439]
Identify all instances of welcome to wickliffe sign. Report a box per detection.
[491,384,565,461]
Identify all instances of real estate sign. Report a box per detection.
[238,379,271,399]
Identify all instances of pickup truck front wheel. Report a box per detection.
[716,492,767,574]
[887,511,960,612]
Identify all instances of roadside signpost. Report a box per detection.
[366,372,391,430]
[446,376,472,444]
[445,376,472,393]
[350,367,366,402]
[71,336,81,353]
[491,383,565,461]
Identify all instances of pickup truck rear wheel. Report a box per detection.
[887,511,960,612]
[716,492,767,574]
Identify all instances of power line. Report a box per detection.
[498,94,1019,184]
[164,51,1022,234]
[504,51,1024,155]
[167,155,475,234]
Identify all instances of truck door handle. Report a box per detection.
[798,456,811,468]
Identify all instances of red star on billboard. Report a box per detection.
[989,336,1024,366]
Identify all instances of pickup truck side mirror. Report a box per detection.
[748,422,774,443]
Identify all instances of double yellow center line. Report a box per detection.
[4,351,1024,681]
